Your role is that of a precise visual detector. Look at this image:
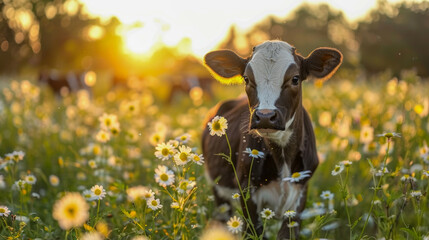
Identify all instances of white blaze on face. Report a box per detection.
[249,41,295,110]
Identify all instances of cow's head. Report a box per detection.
[204,41,342,141]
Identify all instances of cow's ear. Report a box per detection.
[303,48,342,81]
[204,50,247,85]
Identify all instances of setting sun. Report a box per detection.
[78,0,390,58]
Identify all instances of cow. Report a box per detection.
[38,70,94,98]
[202,40,342,239]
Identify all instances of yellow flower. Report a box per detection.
[98,113,118,130]
[96,130,111,143]
[126,185,149,202]
[200,225,237,240]
[208,116,228,137]
[52,192,89,230]
[360,126,374,144]
[49,175,60,187]
[80,232,103,240]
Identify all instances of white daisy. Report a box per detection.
[90,185,106,200]
[155,142,176,161]
[49,175,60,187]
[231,193,240,199]
[341,160,352,167]
[419,142,429,159]
[287,221,299,228]
[25,174,37,185]
[283,170,311,183]
[284,210,296,218]
[313,202,325,208]
[171,201,180,209]
[261,208,274,219]
[95,130,111,143]
[143,189,155,200]
[173,145,192,165]
[410,190,422,198]
[126,186,148,202]
[190,153,204,165]
[320,190,334,200]
[82,189,94,201]
[226,216,243,234]
[0,205,11,217]
[154,165,175,187]
[244,148,265,158]
[176,133,191,144]
[401,174,417,182]
[208,116,228,137]
[147,198,163,211]
[177,179,196,194]
[376,132,401,139]
[331,164,344,176]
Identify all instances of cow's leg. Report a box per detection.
[278,185,308,239]
[212,186,232,222]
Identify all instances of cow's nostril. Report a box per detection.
[254,113,261,122]
[269,112,277,122]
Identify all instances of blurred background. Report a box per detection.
[1,1,429,238]
[0,0,428,102]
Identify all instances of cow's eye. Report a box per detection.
[292,75,300,85]
[243,76,249,85]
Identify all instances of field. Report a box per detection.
[1,70,429,240]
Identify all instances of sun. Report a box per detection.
[123,26,159,56]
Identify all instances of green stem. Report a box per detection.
[65,229,70,240]
[358,138,391,239]
[340,170,352,239]
[225,133,258,237]
[260,220,267,240]
[94,199,100,226]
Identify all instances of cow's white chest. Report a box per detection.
[252,164,304,218]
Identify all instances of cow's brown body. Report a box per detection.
[202,40,342,239]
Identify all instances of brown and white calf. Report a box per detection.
[202,40,342,239]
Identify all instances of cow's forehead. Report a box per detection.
[252,41,294,61]
[248,41,297,110]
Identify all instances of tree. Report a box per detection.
[357,0,429,77]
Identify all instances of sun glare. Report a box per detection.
[123,27,157,55]
[79,0,399,57]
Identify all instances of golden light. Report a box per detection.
[79,0,392,57]
[122,23,162,56]
[84,71,97,87]
[63,0,79,16]
[85,25,105,40]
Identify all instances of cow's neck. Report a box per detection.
[263,108,303,174]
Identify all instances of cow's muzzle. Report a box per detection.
[250,109,285,131]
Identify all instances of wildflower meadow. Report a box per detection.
[1,69,429,240]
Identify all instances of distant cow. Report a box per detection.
[38,70,94,97]
[202,40,342,239]
[167,75,214,103]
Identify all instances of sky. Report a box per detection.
[78,0,406,58]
